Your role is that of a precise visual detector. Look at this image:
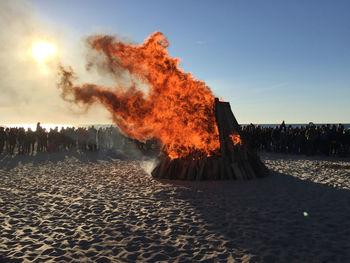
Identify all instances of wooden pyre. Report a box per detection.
[151,98,269,180]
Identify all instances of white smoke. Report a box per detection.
[140,158,158,175]
[0,0,112,125]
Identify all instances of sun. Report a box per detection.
[31,41,57,62]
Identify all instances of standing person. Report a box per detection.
[271,127,280,152]
[319,125,330,155]
[37,128,48,152]
[345,129,350,156]
[106,127,112,149]
[47,128,54,152]
[77,128,88,151]
[294,130,305,154]
[36,123,43,152]
[5,128,10,154]
[0,127,6,154]
[329,125,338,156]
[111,126,121,150]
[26,128,36,154]
[8,128,17,155]
[71,127,78,150]
[305,123,318,155]
[97,128,104,151]
[17,127,26,154]
[285,126,294,153]
[279,127,287,153]
[88,126,97,151]
[77,128,83,151]
[337,124,345,156]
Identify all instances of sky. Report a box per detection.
[1,0,349,125]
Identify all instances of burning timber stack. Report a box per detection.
[151,98,269,180]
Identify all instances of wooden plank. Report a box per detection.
[232,162,243,180]
[179,158,189,180]
[219,158,226,180]
[187,159,197,180]
[197,156,207,181]
[158,155,171,179]
[212,158,220,180]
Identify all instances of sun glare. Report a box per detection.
[31,41,57,62]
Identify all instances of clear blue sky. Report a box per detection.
[28,0,350,123]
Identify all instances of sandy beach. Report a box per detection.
[1,152,350,262]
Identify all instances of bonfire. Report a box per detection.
[151,98,268,180]
[58,31,268,180]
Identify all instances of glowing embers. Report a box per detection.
[229,134,242,146]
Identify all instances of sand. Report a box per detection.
[1,151,350,262]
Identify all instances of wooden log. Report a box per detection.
[171,159,183,179]
[153,151,267,180]
[179,158,190,180]
[240,161,249,179]
[211,158,220,180]
[215,98,241,159]
[219,158,226,180]
[230,149,245,180]
[157,156,171,179]
[246,151,268,178]
[205,158,213,180]
[187,159,197,180]
[236,150,252,179]
[241,160,255,180]
[232,162,244,180]
[151,158,163,178]
[225,159,235,179]
[166,160,175,179]
[197,156,207,181]
[151,162,161,178]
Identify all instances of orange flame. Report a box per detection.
[58,32,220,159]
[229,134,242,146]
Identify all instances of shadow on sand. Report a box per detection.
[154,171,350,262]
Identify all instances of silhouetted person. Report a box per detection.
[5,128,10,153]
[26,128,36,154]
[329,125,338,155]
[88,126,97,151]
[280,120,286,130]
[8,128,17,155]
[48,128,54,152]
[0,127,6,154]
[279,127,287,153]
[239,122,349,157]
[97,128,105,150]
[37,127,47,152]
[17,127,26,154]
[305,124,318,155]
[271,127,280,152]
[319,125,330,155]
[294,130,306,154]
[77,128,87,151]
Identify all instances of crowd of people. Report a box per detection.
[0,123,159,156]
[241,122,350,157]
[1,122,350,158]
